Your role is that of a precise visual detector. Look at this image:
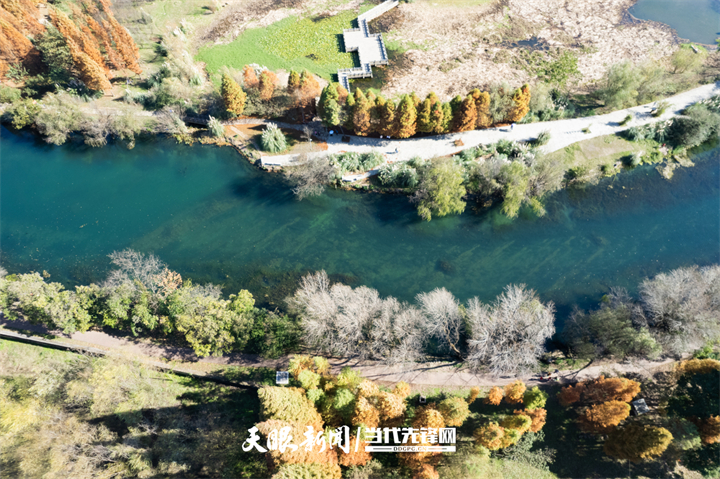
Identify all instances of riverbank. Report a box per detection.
[262,81,720,170]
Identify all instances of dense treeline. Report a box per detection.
[317,83,531,138]
[2,254,718,374]
[0,250,299,358]
[286,138,564,221]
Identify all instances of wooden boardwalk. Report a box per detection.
[338,0,399,91]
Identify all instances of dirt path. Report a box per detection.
[263,81,720,171]
[0,318,678,390]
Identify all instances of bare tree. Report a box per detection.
[283,155,336,200]
[640,265,720,355]
[465,284,555,377]
[287,271,425,364]
[81,111,112,147]
[104,249,167,294]
[416,287,464,357]
[301,124,313,143]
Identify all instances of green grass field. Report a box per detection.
[197,11,360,80]
[545,134,661,171]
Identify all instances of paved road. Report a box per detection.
[262,81,720,173]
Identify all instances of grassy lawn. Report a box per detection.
[545,134,660,172]
[197,11,360,80]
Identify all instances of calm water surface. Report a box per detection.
[1,126,719,318]
[629,0,720,44]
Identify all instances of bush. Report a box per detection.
[652,101,670,117]
[523,387,549,410]
[2,99,41,129]
[34,92,83,145]
[668,104,720,148]
[619,114,632,126]
[208,116,225,137]
[533,130,551,146]
[261,123,287,152]
[0,85,22,103]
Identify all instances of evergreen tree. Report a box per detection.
[440,102,453,133]
[258,70,277,101]
[449,95,464,132]
[322,98,341,127]
[287,70,301,93]
[343,93,355,130]
[506,84,531,123]
[431,102,445,134]
[221,73,246,117]
[454,95,477,132]
[352,97,372,136]
[417,98,434,133]
[472,89,492,128]
[395,95,417,139]
[377,96,396,136]
[242,65,258,89]
[410,91,421,107]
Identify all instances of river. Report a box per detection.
[629,0,719,45]
[1,126,719,318]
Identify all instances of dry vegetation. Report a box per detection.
[371,0,680,99]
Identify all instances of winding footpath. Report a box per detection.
[0,319,678,390]
[262,81,720,179]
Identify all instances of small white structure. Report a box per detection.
[337,0,399,91]
[276,371,290,385]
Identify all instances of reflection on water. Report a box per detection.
[629,0,720,44]
[1,126,719,320]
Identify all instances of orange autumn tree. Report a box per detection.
[559,376,641,405]
[50,7,108,74]
[399,405,445,479]
[515,408,547,433]
[485,386,504,405]
[243,64,258,89]
[0,10,42,77]
[258,69,277,101]
[467,386,481,405]
[65,36,110,90]
[579,400,631,434]
[98,0,141,74]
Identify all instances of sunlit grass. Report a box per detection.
[197,11,359,80]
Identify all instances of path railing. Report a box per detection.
[338,0,399,91]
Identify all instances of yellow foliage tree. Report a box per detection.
[393,381,411,399]
[473,423,505,450]
[503,380,526,405]
[467,386,480,405]
[259,70,278,101]
[506,84,531,123]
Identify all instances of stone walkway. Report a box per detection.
[262,81,720,175]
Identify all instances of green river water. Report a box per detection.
[629,0,719,45]
[1,126,719,318]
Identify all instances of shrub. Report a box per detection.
[652,100,670,117]
[284,156,336,200]
[619,114,633,126]
[0,85,22,103]
[207,116,225,137]
[261,123,287,152]
[629,152,643,167]
[474,423,505,450]
[533,130,551,146]
[3,98,41,129]
[34,92,83,145]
